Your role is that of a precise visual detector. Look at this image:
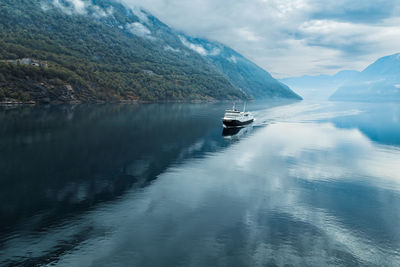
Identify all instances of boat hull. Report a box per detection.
[223,119,254,128]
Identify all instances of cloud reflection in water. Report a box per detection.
[46,121,400,266]
[1,102,400,266]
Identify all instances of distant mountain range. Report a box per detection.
[280,70,359,100]
[281,53,400,101]
[0,0,300,103]
[330,53,400,101]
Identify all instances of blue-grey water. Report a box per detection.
[0,101,400,266]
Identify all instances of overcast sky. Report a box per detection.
[120,0,400,78]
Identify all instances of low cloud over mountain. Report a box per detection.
[121,0,400,77]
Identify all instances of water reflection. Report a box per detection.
[17,121,400,266]
[328,102,400,146]
[0,104,233,242]
[1,101,400,266]
[222,126,243,136]
[222,125,254,142]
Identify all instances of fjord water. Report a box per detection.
[0,101,400,266]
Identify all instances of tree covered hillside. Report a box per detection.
[0,0,246,103]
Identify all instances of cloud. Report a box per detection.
[235,27,260,42]
[89,5,114,18]
[164,45,180,53]
[228,55,237,64]
[131,6,150,24]
[179,36,221,56]
[119,0,400,77]
[46,0,114,17]
[46,1,154,39]
[51,0,87,15]
[179,36,208,56]
[298,19,400,55]
[126,22,154,39]
[69,0,86,14]
[308,0,399,23]
[208,47,221,56]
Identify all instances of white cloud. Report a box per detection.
[164,45,181,53]
[179,36,221,56]
[235,27,260,42]
[119,0,400,77]
[179,36,208,56]
[132,6,150,24]
[126,22,154,39]
[69,0,86,14]
[48,0,114,17]
[91,6,114,18]
[51,0,87,14]
[228,55,237,63]
[208,47,221,56]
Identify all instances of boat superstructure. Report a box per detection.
[222,103,254,128]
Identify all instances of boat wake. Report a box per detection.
[251,102,364,127]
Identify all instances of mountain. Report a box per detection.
[280,70,359,100]
[180,36,302,100]
[0,0,300,103]
[330,53,400,101]
[0,0,244,103]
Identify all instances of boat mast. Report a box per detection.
[243,102,246,112]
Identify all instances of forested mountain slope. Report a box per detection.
[0,0,299,103]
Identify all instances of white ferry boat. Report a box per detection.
[222,103,254,128]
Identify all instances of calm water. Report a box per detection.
[0,101,400,266]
